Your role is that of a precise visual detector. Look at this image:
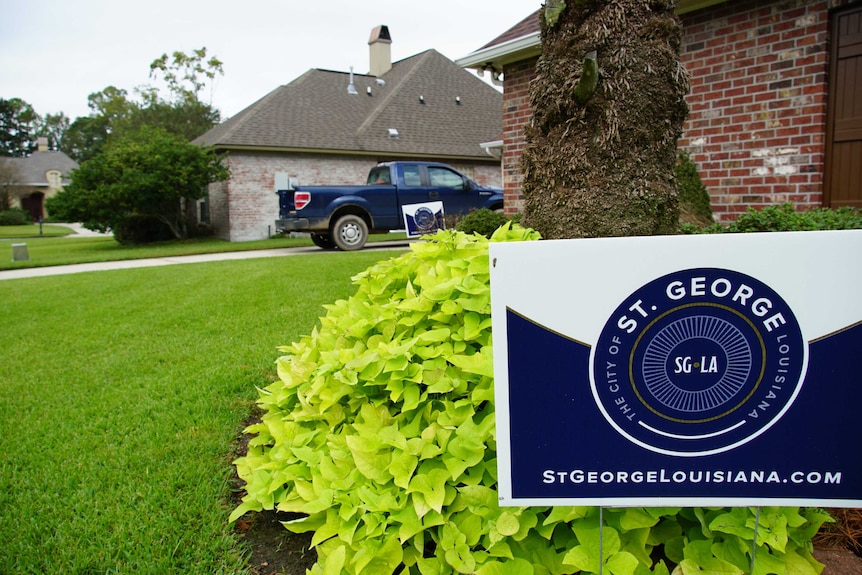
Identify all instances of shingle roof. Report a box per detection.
[194,50,502,160]
[459,1,730,70]
[477,10,541,51]
[5,151,78,186]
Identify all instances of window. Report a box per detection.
[403,165,422,187]
[367,167,391,185]
[46,170,62,188]
[428,167,465,189]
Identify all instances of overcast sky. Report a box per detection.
[2,1,537,122]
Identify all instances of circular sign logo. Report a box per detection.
[590,268,806,456]
[413,206,438,233]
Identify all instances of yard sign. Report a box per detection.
[489,231,862,507]
[402,201,445,238]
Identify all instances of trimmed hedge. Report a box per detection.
[683,203,862,234]
[0,208,32,226]
[455,209,511,238]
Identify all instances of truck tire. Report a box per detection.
[311,233,336,250]
[332,214,368,251]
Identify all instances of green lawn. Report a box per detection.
[0,223,78,239]
[0,250,402,574]
[0,231,408,271]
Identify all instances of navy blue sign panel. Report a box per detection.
[490,232,862,507]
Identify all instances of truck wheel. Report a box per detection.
[311,233,336,250]
[332,214,368,251]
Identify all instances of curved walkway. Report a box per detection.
[0,240,411,281]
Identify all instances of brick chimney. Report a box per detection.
[37,137,49,152]
[368,25,392,77]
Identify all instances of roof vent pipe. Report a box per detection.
[347,66,358,95]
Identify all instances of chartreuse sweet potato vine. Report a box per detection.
[232,226,830,575]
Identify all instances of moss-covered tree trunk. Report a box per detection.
[521,0,689,238]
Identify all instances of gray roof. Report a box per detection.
[5,151,78,186]
[194,50,502,160]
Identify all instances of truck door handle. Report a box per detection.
[429,191,439,199]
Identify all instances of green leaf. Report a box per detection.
[407,467,450,514]
[783,548,821,575]
[448,350,494,377]
[496,512,520,537]
[564,526,622,572]
[389,451,418,489]
[458,484,498,513]
[345,435,391,483]
[619,508,660,530]
[321,543,346,575]
[607,550,640,575]
[680,540,744,575]
[750,549,786,575]
[475,558,534,575]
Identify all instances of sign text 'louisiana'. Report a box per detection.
[489,231,862,507]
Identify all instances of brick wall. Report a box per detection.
[679,0,830,222]
[211,152,502,242]
[502,57,538,216]
[499,0,834,223]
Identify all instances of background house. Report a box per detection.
[2,137,78,221]
[456,0,861,222]
[194,26,503,242]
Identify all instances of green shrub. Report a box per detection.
[684,203,862,234]
[676,152,713,227]
[232,226,829,575]
[0,208,32,226]
[455,208,511,238]
[112,215,175,244]
[727,203,862,232]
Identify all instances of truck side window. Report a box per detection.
[368,167,391,185]
[428,167,465,190]
[403,165,422,187]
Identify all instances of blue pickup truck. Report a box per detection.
[275,161,504,250]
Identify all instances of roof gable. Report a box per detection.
[457,0,731,71]
[195,49,502,160]
[5,151,78,186]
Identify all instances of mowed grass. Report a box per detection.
[0,250,401,574]
[0,224,77,239]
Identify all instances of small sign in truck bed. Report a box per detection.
[275,162,503,250]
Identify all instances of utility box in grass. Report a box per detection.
[11,243,29,261]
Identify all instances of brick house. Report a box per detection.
[456,0,862,222]
[194,26,503,242]
[2,137,78,221]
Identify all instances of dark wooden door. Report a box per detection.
[825,5,862,208]
[21,192,44,221]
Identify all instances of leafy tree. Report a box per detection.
[149,47,224,106]
[0,157,22,210]
[37,112,71,151]
[521,0,689,238]
[61,87,135,162]
[46,126,229,240]
[128,96,219,143]
[64,49,222,161]
[62,115,111,163]
[0,98,40,157]
[86,86,135,124]
[140,47,223,141]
